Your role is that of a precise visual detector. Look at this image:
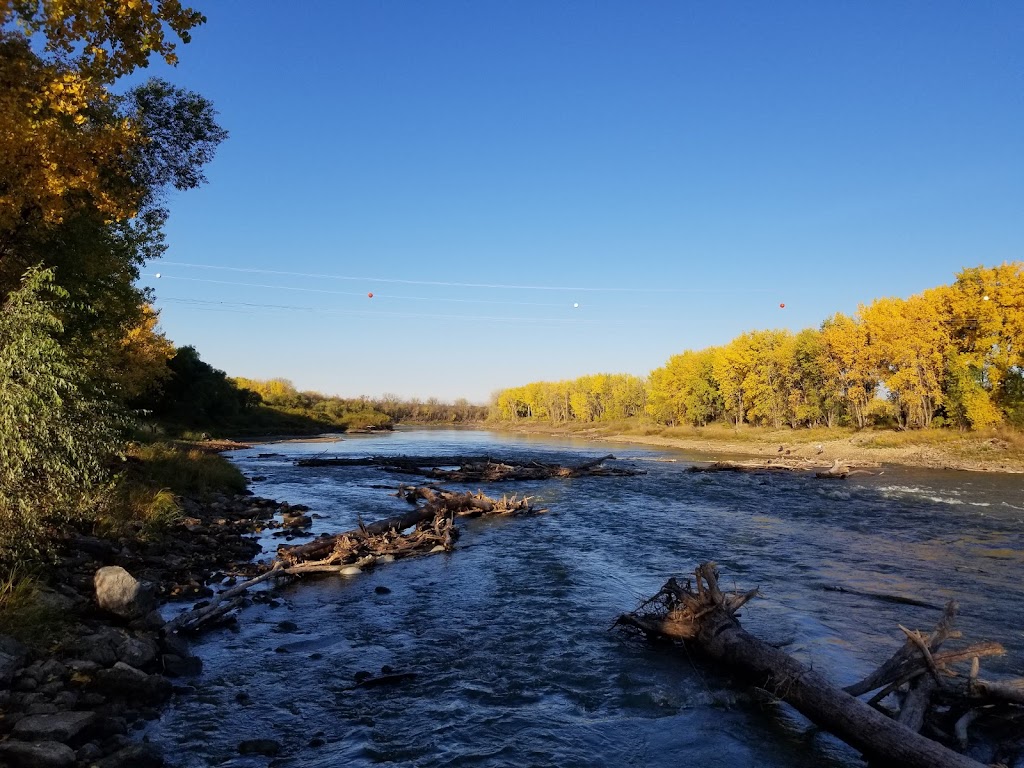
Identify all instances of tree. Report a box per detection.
[0,1,205,233]
[861,295,948,429]
[819,313,877,429]
[0,269,124,561]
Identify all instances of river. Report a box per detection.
[148,429,1024,767]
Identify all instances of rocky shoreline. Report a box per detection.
[0,491,297,768]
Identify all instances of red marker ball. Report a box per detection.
[779,303,785,308]
[368,292,373,298]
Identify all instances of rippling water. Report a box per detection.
[149,429,1024,767]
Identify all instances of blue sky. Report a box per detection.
[138,1,1023,402]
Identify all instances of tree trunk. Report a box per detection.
[618,565,985,768]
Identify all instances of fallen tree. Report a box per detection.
[617,564,1021,768]
[687,458,869,478]
[295,453,645,481]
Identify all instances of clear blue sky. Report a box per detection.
[138,1,1023,403]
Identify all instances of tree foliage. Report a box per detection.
[494,263,1024,432]
[0,269,124,561]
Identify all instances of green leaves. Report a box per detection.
[0,268,126,564]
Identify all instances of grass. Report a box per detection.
[97,441,247,537]
[0,566,71,647]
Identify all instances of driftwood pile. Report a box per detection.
[618,563,1023,768]
[296,453,645,482]
[688,458,864,478]
[166,487,540,634]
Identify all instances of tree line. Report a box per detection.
[492,263,1024,431]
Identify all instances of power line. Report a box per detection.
[155,260,771,294]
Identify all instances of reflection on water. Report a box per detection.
[148,430,1024,767]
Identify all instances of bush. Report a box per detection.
[0,269,125,564]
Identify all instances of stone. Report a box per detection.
[94,663,172,704]
[0,634,29,687]
[76,742,104,763]
[374,585,391,595]
[94,567,157,620]
[238,739,281,756]
[94,743,164,768]
[339,566,362,576]
[12,711,97,742]
[26,703,60,715]
[116,636,159,668]
[275,620,299,633]
[71,628,126,667]
[37,659,67,682]
[0,740,76,768]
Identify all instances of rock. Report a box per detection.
[161,654,202,677]
[94,567,157,620]
[71,628,125,667]
[374,585,391,595]
[0,635,29,686]
[116,636,159,668]
[281,513,312,528]
[94,743,164,768]
[76,742,104,763]
[36,659,67,682]
[12,710,97,742]
[274,621,299,633]
[0,740,76,768]
[339,566,362,576]
[94,663,172,704]
[52,690,78,709]
[238,739,281,756]
[26,703,60,715]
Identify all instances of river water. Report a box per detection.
[148,429,1024,767]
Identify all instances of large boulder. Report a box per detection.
[0,740,76,768]
[12,711,96,742]
[94,567,156,620]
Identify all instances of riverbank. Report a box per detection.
[491,421,1024,473]
[0,444,303,767]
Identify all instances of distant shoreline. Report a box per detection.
[486,422,1024,474]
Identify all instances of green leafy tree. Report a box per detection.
[0,269,124,562]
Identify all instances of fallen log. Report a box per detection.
[617,564,986,768]
[295,453,645,481]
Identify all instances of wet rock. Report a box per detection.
[308,736,325,747]
[12,710,97,742]
[52,690,78,709]
[94,743,164,768]
[374,585,391,595]
[116,636,159,668]
[0,740,76,768]
[66,659,101,675]
[238,738,281,756]
[94,567,157,620]
[339,566,362,576]
[161,654,202,677]
[274,620,299,633]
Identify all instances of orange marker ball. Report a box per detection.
[368,292,374,298]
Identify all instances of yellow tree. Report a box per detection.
[647,348,722,426]
[1,1,205,232]
[743,329,795,428]
[931,262,1024,424]
[106,305,175,401]
[860,295,948,429]
[713,333,756,426]
[819,312,877,428]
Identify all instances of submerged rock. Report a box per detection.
[238,738,281,756]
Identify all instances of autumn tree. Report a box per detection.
[646,348,722,426]
[819,312,877,428]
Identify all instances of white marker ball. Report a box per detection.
[155,273,161,279]
[573,302,579,308]
[983,295,990,301]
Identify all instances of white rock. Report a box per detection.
[94,566,156,620]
